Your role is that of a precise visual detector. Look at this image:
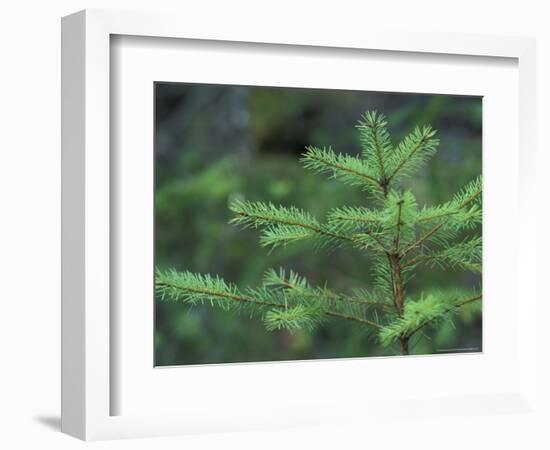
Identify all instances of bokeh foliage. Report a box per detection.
[155,83,482,365]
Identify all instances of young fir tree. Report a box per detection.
[156,111,482,356]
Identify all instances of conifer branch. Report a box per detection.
[157,269,386,331]
[357,112,386,180]
[300,146,383,194]
[156,271,283,310]
[400,222,445,257]
[379,293,482,346]
[327,206,386,227]
[404,294,482,338]
[401,176,482,257]
[157,110,482,356]
[265,268,392,310]
[403,236,482,272]
[415,210,459,223]
[351,229,391,253]
[386,126,439,183]
[355,111,391,185]
[325,311,384,329]
[459,189,482,209]
[229,200,355,249]
[369,124,387,182]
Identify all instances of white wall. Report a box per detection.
[1,1,548,449]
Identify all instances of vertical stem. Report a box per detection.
[392,254,405,317]
[392,198,408,355]
[378,175,409,355]
[394,199,404,251]
[386,253,398,313]
[381,182,388,197]
[391,199,406,317]
[400,336,410,355]
[393,255,409,355]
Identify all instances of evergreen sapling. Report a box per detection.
[156,111,482,356]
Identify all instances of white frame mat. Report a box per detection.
[61,9,537,441]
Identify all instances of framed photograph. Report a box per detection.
[153,82,483,365]
[62,9,538,441]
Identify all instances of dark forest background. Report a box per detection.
[154,83,482,366]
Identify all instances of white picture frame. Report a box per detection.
[61,9,538,441]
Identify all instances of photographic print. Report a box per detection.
[154,83,482,366]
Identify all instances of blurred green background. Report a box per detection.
[154,83,482,366]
